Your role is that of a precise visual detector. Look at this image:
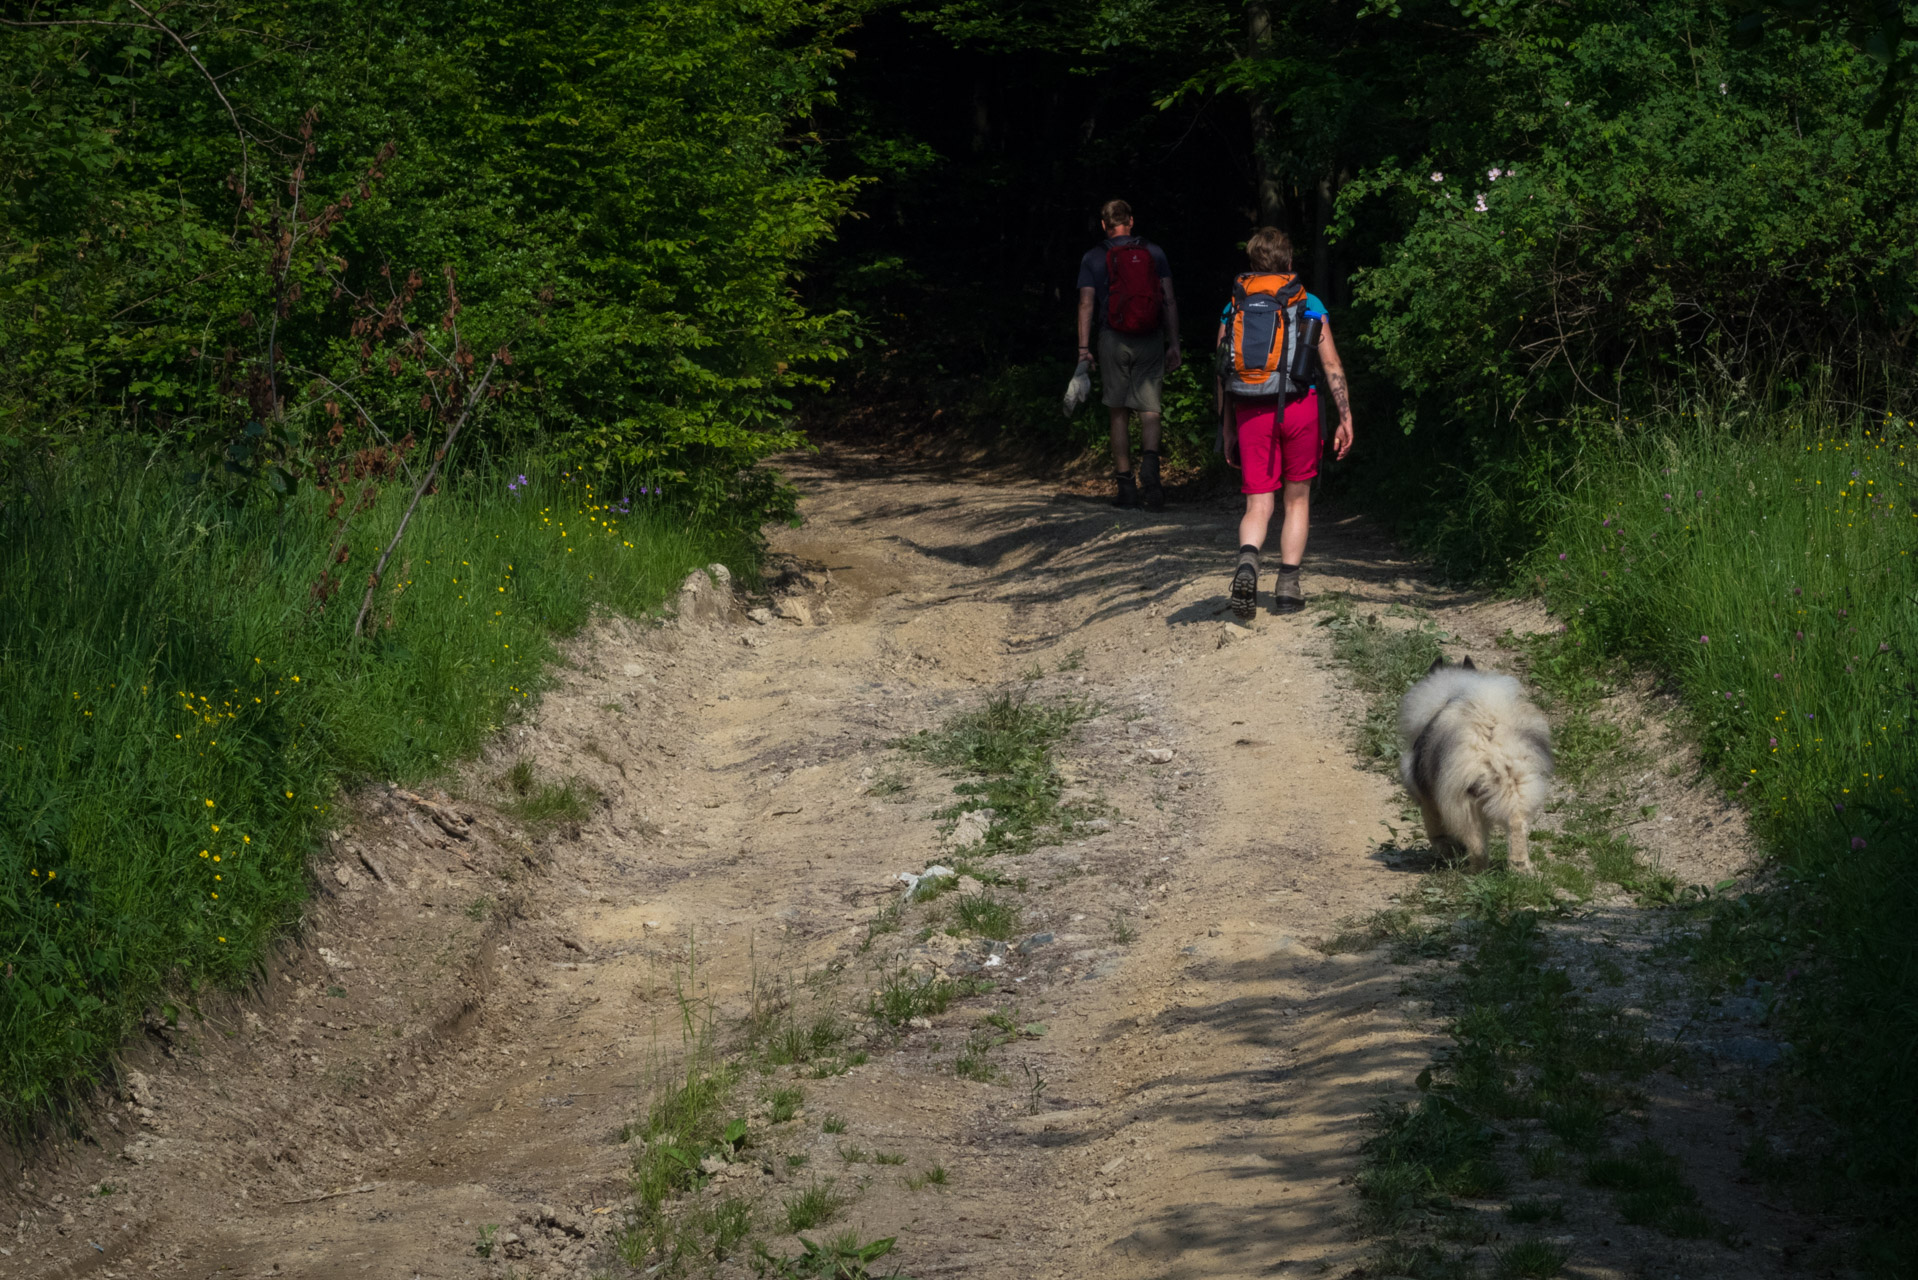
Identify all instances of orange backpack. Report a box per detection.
[1221,272,1312,399]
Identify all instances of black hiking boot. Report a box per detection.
[1272,565,1304,615]
[1112,472,1140,509]
[1140,450,1164,512]
[1230,562,1258,620]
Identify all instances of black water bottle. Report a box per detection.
[1290,314,1324,386]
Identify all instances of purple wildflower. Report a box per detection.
[1769,737,1777,748]
[1852,836,1868,851]
[1699,634,1710,644]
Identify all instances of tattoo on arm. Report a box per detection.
[1326,366,1351,418]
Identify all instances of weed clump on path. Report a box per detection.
[898,691,1096,854]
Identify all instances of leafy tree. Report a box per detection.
[0,0,865,522]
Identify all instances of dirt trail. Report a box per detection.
[2,446,1793,1279]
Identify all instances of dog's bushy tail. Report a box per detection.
[1474,751,1546,869]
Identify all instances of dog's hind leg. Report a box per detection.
[1460,815,1488,874]
[1416,797,1449,856]
[1507,814,1531,871]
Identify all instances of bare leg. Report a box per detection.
[1108,406,1134,474]
[1139,411,1162,457]
[1238,491,1277,549]
[1277,480,1312,565]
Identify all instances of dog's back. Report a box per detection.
[1397,659,1552,869]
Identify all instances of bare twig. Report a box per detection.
[352,274,505,639]
[281,1182,377,1205]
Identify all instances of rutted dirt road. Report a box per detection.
[3,445,1793,1279]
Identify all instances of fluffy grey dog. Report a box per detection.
[1397,657,1553,871]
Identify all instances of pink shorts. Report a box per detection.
[1234,391,1321,494]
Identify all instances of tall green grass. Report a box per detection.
[1528,411,1918,1258]
[0,456,748,1124]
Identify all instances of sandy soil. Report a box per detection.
[0,444,1820,1279]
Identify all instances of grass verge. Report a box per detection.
[1524,418,1918,1269]
[0,455,748,1126]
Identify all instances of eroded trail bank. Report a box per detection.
[4,446,1793,1280]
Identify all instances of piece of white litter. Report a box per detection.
[894,865,957,900]
[984,953,1005,968]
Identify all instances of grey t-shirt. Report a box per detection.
[1077,237,1172,332]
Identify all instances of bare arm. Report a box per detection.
[1161,277,1182,372]
[1318,320,1354,460]
[1077,287,1096,363]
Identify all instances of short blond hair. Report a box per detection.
[1247,226,1294,272]
[1100,199,1134,228]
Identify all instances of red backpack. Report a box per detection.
[1105,238,1163,335]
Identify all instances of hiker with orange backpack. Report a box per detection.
[1075,199,1182,510]
[1217,227,1354,617]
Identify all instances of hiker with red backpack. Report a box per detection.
[1217,227,1354,617]
[1075,200,1182,510]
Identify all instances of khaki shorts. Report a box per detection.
[1098,328,1165,413]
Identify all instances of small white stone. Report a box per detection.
[945,809,994,849]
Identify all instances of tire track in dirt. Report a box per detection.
[0,444,1777,1280]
